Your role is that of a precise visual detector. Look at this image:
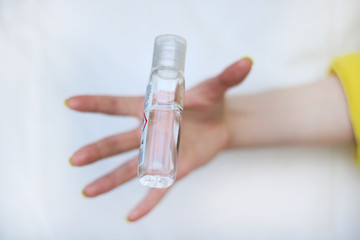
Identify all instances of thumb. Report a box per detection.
[198,57,253,99]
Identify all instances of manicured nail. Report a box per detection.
[241,56,253,64]
[81,189,88,198]
[125,217,131,223]
[69,157,74,166]
[64,99,70,108]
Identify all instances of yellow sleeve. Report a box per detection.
[330,53,360,166]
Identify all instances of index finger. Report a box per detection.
[65,95,144,118]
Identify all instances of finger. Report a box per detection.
[127,188,169,222]
[195,57,252,100]
[82,156,138,197]
[65,95,144,118]
[216,57,252,89]
[70,128,141,166]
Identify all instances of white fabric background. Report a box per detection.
[1,0,360,239]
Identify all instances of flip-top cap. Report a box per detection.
[152,34,187,72]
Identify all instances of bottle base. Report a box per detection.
[138,175,175,188]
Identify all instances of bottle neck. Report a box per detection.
[152,65,184,75]
[151,67,184,80]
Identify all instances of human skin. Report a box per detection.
[66,58,354,222]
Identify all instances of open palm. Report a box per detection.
[67,58,252,221]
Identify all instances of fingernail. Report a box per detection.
[64,99,70,108]
[125,217,131,223]
[241,56,253,64]
[69,156,75,166]
[81,189,88,198]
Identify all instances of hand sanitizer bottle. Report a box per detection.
[138,34,186,188]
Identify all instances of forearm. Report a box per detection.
[225,75,355,148]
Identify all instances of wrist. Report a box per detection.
[224,93,284,149]
[223,77,354,150]
[223,95,259,149]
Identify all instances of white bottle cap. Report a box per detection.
[152,34,187,72]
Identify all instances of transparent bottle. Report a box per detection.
[138,34,186,188]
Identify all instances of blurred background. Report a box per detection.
[1,0,360,239]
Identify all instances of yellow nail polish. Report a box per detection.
[125,217,131,223]
[241,56,253,64]
[64,99,70,108]
[81,189,88,198]
[69,157,75,166]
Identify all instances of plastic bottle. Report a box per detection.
[138,34,186,188]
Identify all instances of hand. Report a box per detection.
[67,58,252,222]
